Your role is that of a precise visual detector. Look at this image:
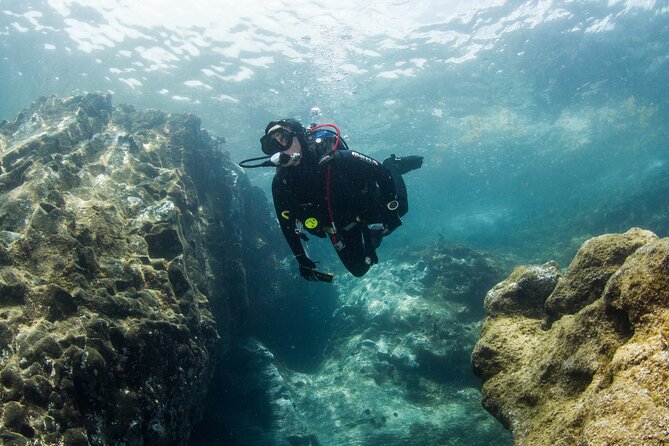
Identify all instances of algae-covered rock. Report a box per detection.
[604,237,669,324]
[0,94,264,445]
[545,227,657,321]
[483,261,561,318]
[472,228,669,445]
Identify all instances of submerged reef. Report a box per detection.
[0,94,280,444]
[472,228,669,445]
[210,244,511,446]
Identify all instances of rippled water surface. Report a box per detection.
[2,2,668,445]
[2,0,668,261]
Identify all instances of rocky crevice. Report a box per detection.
[9,94,665,446]
[205,243,512,446]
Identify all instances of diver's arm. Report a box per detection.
[369,158,402,231]
[271,178,306,258]
[271,181,321,280]
[372,161,397,204]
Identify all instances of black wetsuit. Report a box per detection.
[272,132,408,277]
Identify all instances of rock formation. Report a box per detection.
[472,228,669,445]
[0,94,279,445]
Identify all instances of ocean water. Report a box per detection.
[2,0,667,266]
[1,1,668,444]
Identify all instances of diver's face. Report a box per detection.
[269,126,290,148]
[273,126,302,166]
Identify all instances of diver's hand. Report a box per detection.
[296,254,318,281]
[299,264,319,281]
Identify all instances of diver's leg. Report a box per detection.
[330,228,372,277]
[384,164,409,217]
[383,154,423,175]
[383,154,422,217]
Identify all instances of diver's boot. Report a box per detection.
[383,154,424,175]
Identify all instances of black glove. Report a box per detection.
[296,254,318,281]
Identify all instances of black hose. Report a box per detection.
[239,155,274,168]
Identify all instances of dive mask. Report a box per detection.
[260,127,295,155]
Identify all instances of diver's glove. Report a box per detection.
[296,253,319,281]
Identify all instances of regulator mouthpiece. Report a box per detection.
[271,151,302,166]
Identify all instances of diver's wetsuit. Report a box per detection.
[272,133,408,277]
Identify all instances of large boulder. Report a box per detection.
[472,228,669,445]
[0,94,269,445]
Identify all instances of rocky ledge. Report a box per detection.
[0,94,277,445]
[472,228,669,445]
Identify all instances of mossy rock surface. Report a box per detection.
[472,228,669,446]
[0,94,274,444]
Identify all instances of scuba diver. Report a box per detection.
[240,118,422,282]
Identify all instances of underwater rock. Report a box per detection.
[0,94,272,445]
[544,227,657,322]
[472,228,669,445]
[201,338,316,446]
[212,245,511,445]
[421,243,503,319]
[483,261,561,318]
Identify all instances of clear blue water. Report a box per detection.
[1,1,668,444]
[2,0,667,266]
